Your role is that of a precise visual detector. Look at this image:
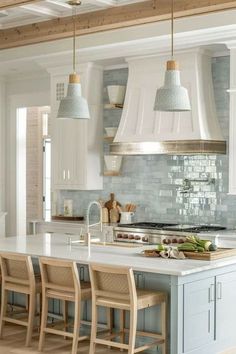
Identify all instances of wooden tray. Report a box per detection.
[183,248,236,261]
[52,215,84,221]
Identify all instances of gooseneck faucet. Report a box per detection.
[85,201,103,256]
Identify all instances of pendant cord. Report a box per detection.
[171,0,174,59]
[73,5,76,73]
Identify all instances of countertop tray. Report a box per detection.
[184,248,236,260]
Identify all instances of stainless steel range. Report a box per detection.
[114,222,226,245]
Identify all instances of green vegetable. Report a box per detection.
[185,235,212,251]
[209,244,218,252]
[156,244,165,252]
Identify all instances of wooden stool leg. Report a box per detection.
[72,299,81,354]
[26,292,36,347]
[39,295,48,352]
[0,289,8,338]
[161,300,167,354]
[128,309,137,354]
[89,303,98,354]
[107,307,113,334]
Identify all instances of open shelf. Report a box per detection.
[103,171,120,176]
[104,103,123,110]
[104,136,115,143]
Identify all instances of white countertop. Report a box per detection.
[1,233,236,277]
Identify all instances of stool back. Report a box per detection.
[39,257,80,295]
[89,264,137,306]
[0,253,35,288]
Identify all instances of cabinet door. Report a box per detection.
[216,271,236,342]
[183,277,215,352]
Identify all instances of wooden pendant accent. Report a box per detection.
[1,0,236,49]
[69,73,80,84]
[167,60,179,71]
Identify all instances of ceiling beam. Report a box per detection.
[0,0,40,10]
[1,0,236,50]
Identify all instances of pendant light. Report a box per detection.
[57,0,90,119]
[154,0,191,112]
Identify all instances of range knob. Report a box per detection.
[178,238,184,244]
[123,234,128,239]
[142,236,148,242]
[128,234,134,240]
[172,238,178,244]
[134,235,141,240]
[117,233,123,239]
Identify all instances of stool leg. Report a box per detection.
[39,294,48,352]
[161,300,167,354]
[62,300,68,340]
[128,309,137,354]
[26,292,36,346]
[89,303,98,354]
[107,308,113,334]
[72,299,81,354]
[0,289,8,338]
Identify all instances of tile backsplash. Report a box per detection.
[58,56,236,227]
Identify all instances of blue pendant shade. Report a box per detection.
[154,60,191,112]
[57,73,90,119]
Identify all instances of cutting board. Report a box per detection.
[184,248,236,261]
[52,215,84,221]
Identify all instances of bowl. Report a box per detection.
[107,85,126,105]
[104,155,122,172]
[105,127,118,137]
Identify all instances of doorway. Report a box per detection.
[16,106,51,235]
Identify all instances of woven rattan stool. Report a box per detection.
[38,257,92,354]
[89,263,167,354]
[0,253,42,347]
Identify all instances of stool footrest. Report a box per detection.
[134,339,165,353]
[95,338,129,350]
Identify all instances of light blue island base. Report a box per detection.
[1,234,236,354]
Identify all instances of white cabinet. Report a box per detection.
[183,277,215,352]
[50,63,103,190]
[215,271,236,344]
[182,270,236,353]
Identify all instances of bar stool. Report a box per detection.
[89,263,168,354]
[38,257,92,354]
[0,253,42,347]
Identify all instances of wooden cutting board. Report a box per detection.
[184,248,236,261]
[52,215,84,221]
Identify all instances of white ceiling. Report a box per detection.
[0,0,145,29]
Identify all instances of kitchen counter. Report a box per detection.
[1,233,236,277]
[1,233,236,354]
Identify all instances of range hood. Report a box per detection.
[110,49,226,155]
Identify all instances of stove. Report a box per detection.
[114,222,226,244]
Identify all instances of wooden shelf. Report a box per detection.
[104,136,115,143]
[103,171,121,176]
[104,103,123,110]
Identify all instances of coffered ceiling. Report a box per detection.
[0,0,144,29]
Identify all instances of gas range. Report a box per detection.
[114,222,226,245]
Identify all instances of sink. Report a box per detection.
[92,241,143,248]
[68,238,142,248]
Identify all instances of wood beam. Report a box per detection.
[1,0,236,50]
[0,0,40,10]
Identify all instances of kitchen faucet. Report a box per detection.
[84,201,103,256]
[67,200,103,256]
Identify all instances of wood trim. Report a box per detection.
[0,0,40,10]
[1,0,236,49]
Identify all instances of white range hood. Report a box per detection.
[110,48,226,155]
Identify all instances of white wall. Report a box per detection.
[5,73,50,236]
[0,79,6,214]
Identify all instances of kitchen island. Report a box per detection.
[1,233,236,354]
